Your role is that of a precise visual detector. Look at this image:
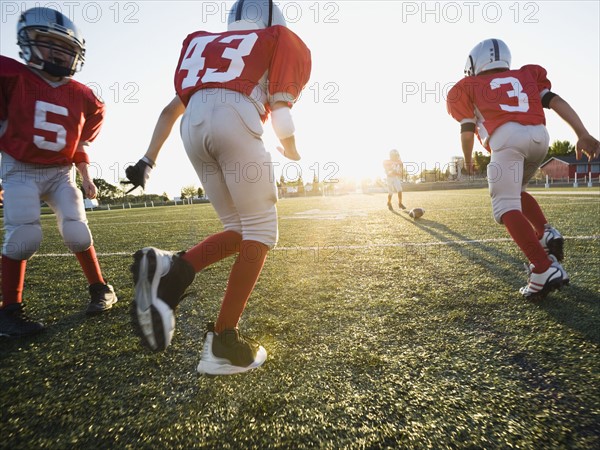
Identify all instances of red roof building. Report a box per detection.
[539,155,600,181]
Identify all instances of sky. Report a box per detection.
[1,1,599,197]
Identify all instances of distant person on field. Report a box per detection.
[447,38,600,301]
[0,8,117,338]
[124,0,311,375]
[383,149,406,211]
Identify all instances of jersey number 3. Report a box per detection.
[490,77,530,113]
[179,33,259,89]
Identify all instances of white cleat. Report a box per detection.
[520,255,569,301]
[197,323,267,376]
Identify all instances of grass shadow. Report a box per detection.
[537,283,600,344]
[395,212,524,273]
[0,309,115,358]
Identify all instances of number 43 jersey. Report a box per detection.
[446,64,551,150]
[0,56,105,165]
[174,25,312,121]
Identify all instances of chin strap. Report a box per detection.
[42,61,73,77]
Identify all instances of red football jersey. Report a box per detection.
[0,56,104,165]
[383,159,402,177]
[174,25,311,121]
[447,64,551,150]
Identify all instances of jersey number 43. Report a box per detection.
[179,33,259,89]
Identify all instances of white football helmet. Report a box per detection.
[390,149,400,160]
[464,38,511,77]
[17,7,85,77]
[228,0,287,31]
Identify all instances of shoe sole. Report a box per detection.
[523,276,569,302]
[132,248,174,351]
[197,336,267,375]
[197,349,267,375]
[85,295,118,316]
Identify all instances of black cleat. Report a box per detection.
[86,283,118,315]
[0,303,45,337]
[197,323,267,376]
[540,225,564,262]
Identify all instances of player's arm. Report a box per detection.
[124,95,185,192]
[75,144,97,199]
[144,95,185,163]
[546,94,600,161]
[460,125,475,175]
[272,102,301,161]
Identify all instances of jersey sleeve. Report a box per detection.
[446,80,476,125]
[0,56,18,122]
[268,27,312,105]
[521,64,552,96]
[80,88,105,145]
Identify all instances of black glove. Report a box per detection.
[122,157,154,194]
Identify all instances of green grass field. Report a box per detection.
[1,188,599,449]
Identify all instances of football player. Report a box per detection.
[0,7,117,337]
[447,38,600,301]
[383,149,406,210]
[126,0,311,375]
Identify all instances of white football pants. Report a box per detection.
[1,153,92,260]
[181,89,278,248]
[487,122,550,223]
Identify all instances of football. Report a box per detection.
[408,207,425,219]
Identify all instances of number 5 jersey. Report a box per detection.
[446,64,551,150]
[174,25,311,121]
[0,55,105,166]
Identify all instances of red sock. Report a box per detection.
[1,255,27,307]
[75,247,105,285]
[215,240,269,333]
[502,210,551,273]
[182,230,242,272]
[521,192,547,238]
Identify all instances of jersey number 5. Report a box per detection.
[179,33,259,89]
[34,100,68,152]
[490,77,530,113]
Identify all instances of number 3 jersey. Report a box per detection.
[0,56,105,165]
[446,64,551,150]
[174,25,312,121]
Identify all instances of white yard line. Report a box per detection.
[31,235,600,257]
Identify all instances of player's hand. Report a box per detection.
[122,157,154,193]
[82,179,97,199]
[575,134,600,161]
[276,146,301,161]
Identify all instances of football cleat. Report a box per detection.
[540,224,564,262]
[519,255,569,301]
[86,282,118,315]
[131,247,195,351]
[197,323,267,376]
[0,303,45,337]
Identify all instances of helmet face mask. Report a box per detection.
[17,7,85,78]
[464,38,511,77]
[228,0,287,31]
